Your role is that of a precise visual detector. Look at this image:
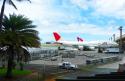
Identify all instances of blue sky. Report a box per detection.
[1,0,125,43]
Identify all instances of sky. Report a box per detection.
[1,0,125,43]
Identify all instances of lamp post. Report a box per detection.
[113,34,115,42]
[119,26,123,53]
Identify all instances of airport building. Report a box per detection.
[116,34,125,52]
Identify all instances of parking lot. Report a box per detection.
[29,51,123,65]
[24,50,125,80]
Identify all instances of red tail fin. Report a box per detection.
[77,37,83,42]
[53,32,61,41]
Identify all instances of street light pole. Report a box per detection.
[119,26,123,53]
[113,34,115,42]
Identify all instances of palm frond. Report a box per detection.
[9,0,17,9]
[2,14,41,48]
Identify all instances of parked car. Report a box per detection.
[58,62,78,70]
[51,57,57,61]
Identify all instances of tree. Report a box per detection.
[0,0,31,30]
[17,47,31,70]
[0,14,40,78]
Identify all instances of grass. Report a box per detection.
[0,68,32,76]
[80,65,97,72]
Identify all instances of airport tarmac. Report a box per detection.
[98,56,125,69]
[29,51,124,66]
[26,51,125,79]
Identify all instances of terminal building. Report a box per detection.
[96,32,125,53]
[116,34,125,52]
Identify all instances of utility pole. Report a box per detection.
[111,37,112,41]
[113,34,115,42]
[119,26,123,53]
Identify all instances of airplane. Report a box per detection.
[53,32,102,50]
[53,32,119,51]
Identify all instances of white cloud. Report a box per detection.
[91,0,125,19]
[0,0,123,42]
[69,0,125,19]
[36,21,118,37]
[61,23,118,35]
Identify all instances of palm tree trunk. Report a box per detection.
[19,61,23,70]
[0,0,6,30]
[19,55,24,70]
[6,46,14,78]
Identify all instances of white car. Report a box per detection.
[58,62,78,70]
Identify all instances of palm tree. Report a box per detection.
[0,14,40,78]
[16,47,31,70]
[0,0,31,30]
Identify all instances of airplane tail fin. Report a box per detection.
[77,37,83,42]
[53,32,61,41]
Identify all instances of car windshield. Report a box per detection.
[1,0,125,81]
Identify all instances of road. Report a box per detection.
[56,56,125,79]
[26,51,125,79]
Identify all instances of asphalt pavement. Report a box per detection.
[26,51,125,79]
